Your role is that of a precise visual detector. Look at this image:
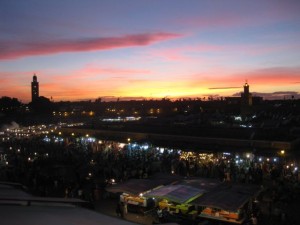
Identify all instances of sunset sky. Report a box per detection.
[1,0,300,103]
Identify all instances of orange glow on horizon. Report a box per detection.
[2,79,299,103]
[1,66,299,103]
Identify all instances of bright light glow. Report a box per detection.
[234,116,242,121]
[43,137,51,142]
[141,144,149,150]
[119,143,126,148]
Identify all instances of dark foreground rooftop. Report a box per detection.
[0,182,138,225]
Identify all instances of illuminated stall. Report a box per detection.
[106,179,161,209]
[106,173,182,209]
[191,184,262,224]
[145,184,204,215]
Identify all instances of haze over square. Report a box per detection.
[1,0,300,103]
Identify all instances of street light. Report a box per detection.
[280,150,286,164]
[127,138,131,156]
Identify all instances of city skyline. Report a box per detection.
[1,0,300,103]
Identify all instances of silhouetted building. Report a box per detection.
[241,81,252,106]
[241,81,253,116]
[31,74,39,102]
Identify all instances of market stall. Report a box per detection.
[106,173,182,208]
[145,184,204,215]
[191,184,262,224]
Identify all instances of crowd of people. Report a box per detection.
[1,133,300,224]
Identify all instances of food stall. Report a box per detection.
[106,173,182,209]
[191,184,262,224]
[145,184,204,216]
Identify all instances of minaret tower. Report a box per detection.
[31,74,39,102]
[244,80,249,96]
[242,80,252,106]
[240,80,253,116]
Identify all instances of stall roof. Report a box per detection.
[0,204,139,225]
[145,184,204,204]
[0,182,86,205]
[106,179,162,195]
[178,178,223,192]
[149,172,183,185]
[191,184,262,212]
[106,173,183,195]
[0,182,138,225]
[0,182,32,199]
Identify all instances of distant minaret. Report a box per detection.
[242,80,252,106]
[31,74,39,102]
[244,80,249,96]
[240,80,253,116]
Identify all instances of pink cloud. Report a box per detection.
[0,72,30,102]
[36,64,153,101]
[148,44,224,62]
[240,67,300,85]
[186,66,300,91]
[226,43,300,57]
[176,2,300,30]
[44,64,151,85]
[0,32,180,60]
[146,42,293,64]
[77,64,151,76]
[179,14,240,29]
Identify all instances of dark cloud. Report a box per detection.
[232,91,300,100]
[209,87,241,90]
